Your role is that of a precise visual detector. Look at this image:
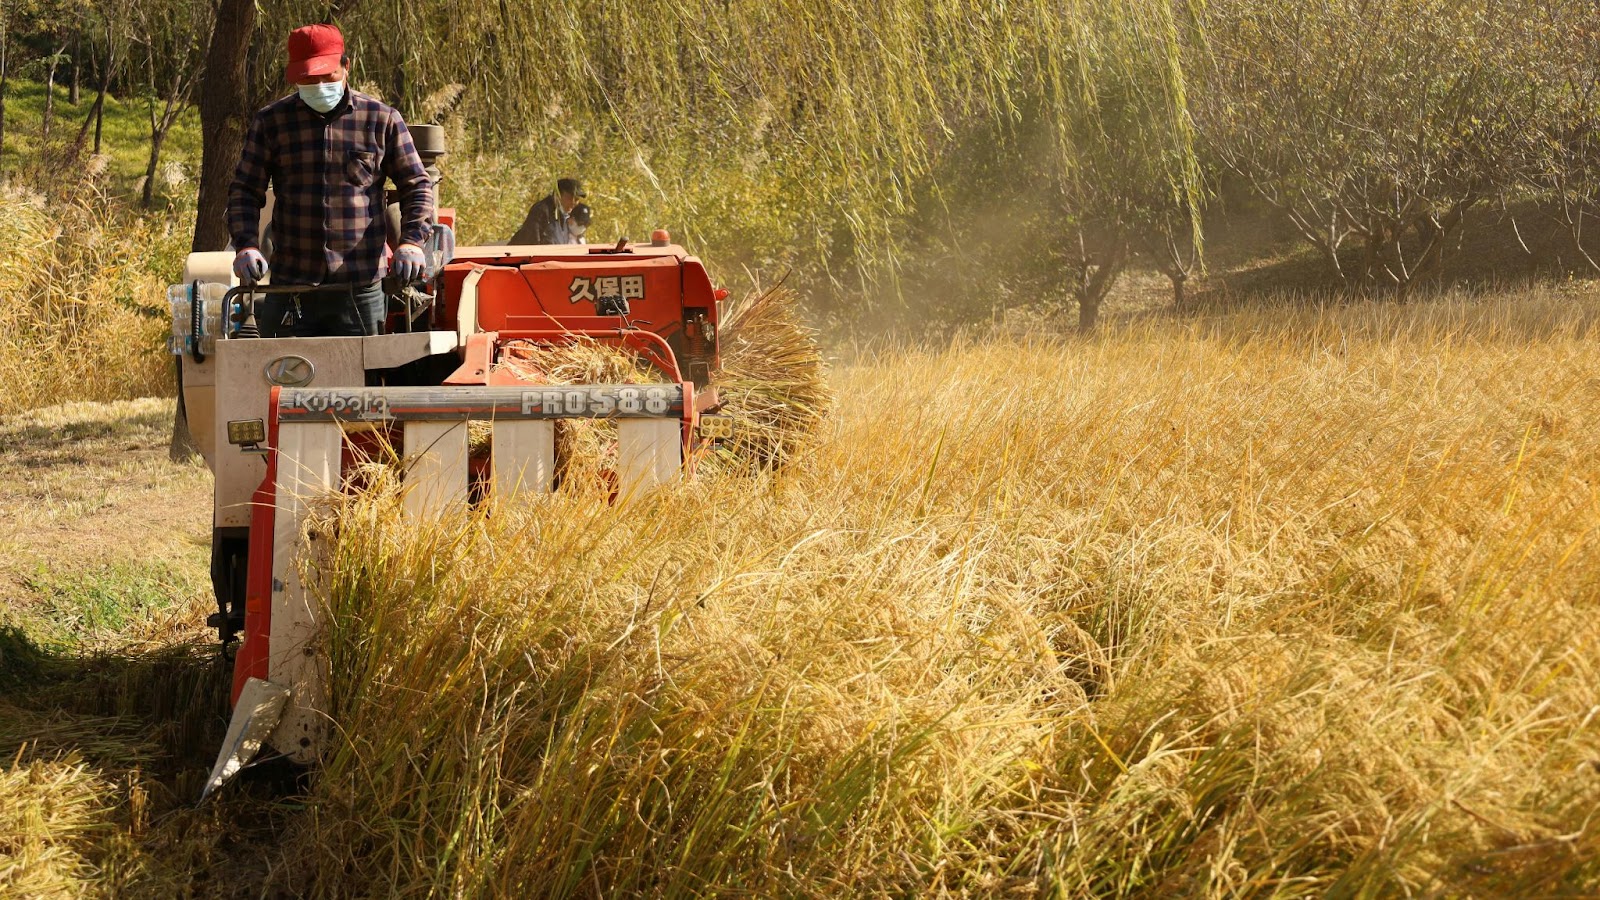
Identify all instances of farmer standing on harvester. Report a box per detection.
[226,23,435,337]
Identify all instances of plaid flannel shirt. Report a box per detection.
[227,89,434,286]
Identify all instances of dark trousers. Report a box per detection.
[256,282,386,338]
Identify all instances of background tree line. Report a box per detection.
[2,0,209,204]
[3,0,1599,328]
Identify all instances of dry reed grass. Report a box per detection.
[0,180,182,416]
[277,287,1600,896]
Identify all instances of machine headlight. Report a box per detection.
[227,419,267,447]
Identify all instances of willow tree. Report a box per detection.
[324,0,1030,288]
[227,0,1006,287]
[1025,0,1203,327]
[184,0,1202,329]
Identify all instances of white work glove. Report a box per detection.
[391,243,426,283]
[233,248,268,285]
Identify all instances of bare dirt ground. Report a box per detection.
[0,398,299,898]
[0,398,213,646]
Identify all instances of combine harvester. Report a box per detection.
[171,130,734,795]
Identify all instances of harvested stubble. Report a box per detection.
[0,746,115,899]
[0,640,245,899]
[283,290,1600,897]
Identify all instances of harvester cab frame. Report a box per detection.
[174,127,731,795]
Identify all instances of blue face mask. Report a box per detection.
[298,80,345,114]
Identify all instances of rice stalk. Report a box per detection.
[466,308,831,483]
[283,289,1600,897]
[709,283,832,472]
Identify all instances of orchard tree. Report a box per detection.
[1518,6,1600,272]
[130,0,211,208]
[1192,0,1552,294]
[1031,0,1203,328]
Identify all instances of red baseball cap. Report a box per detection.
[286,24,344,82]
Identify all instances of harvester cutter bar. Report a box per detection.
[276,383,687,423]
[203,382,694,799]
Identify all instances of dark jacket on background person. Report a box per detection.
[508,192,565,245]
[227,89,434,286]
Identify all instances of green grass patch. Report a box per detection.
[20,560,205,644]
[0,78,201,199]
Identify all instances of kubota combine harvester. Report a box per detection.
[172,127,732,796]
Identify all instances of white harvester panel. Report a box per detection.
[262,384,686,760]
[402,420,471,518]
[617,419,683,494]
[199,331,459,529]
[275,383,687,507]
[492,420,557,496]
[267,420,341,762]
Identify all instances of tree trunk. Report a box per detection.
[0,15,9,176]
[191,0,257,254]
[1150,231,1194,314]
[93,55,110,155]
[43,43,66,143]
[1075,243,1127,332]
[42,42,68,142]
[1360,229,1386,288]
[390,63,407,116]
[69,31,80,105]
[71,82,104,156]
[71,45,105,157]
[142,126,165,207]
[174,0,258,462]
[1078,292,1100,331]
[143,74,193,209]
[1409,198,1477,292]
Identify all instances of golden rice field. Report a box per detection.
[2,289,1599,897]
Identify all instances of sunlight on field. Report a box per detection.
[1,293,1595,896]
[0,80,204,194]
[281,294,1600,896]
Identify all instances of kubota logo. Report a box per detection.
[264,355,315,387]
[569,274,646,305]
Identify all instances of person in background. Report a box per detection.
[565,202,592,244]
[227,23,435,337]
[509,177,584,245]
